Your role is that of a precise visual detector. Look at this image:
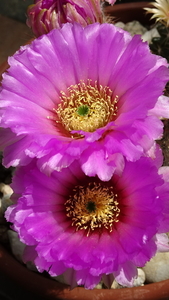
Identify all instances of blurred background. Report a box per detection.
[0,0,34,65]
[0,0,151,23]
[0,0,32,23]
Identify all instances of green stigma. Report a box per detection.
[86,201,96,213]
[77,105,89,116]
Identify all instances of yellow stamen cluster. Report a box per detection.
[55,80,118,133]
[65,181,120,236]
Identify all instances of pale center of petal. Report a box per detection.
[55,80,118,133]
[65,181,120,236]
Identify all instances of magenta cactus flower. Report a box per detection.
[27,0,106,36]
[0,23,169,180]
[5,155,169,289]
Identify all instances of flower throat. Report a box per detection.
[55,80,118,133]
[65,181,120,236]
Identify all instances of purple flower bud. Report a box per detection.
[27,0,108,36]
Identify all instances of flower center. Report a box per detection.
[65,181,120,236]
[56,80,118,133]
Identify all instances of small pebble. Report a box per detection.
[143,252,169,283]
[111,280,123,289]
[114,21,125,29]
[0,183,13,224]
[133,268,145,287]
[115,20,147,37]
[124,20,147,36]
[142,27,160,43]
[94,282,103,289]
[0,183,13,200]
[115,20,160,45]
[0,183,13,210]
[111,268,145,289]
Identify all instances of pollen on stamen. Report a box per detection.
[54,79,118,133]
[65,181,120,236]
